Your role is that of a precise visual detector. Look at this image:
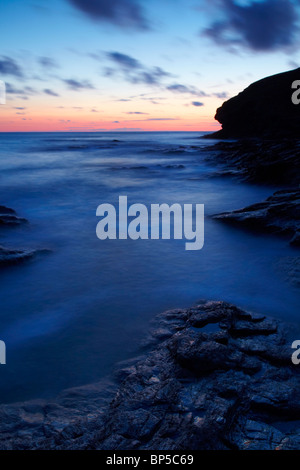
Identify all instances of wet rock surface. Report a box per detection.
[213,189,300,246]
[276,256,300,288]
[0,301,299,450]
[205,139,300,186]
[203,138,300,252]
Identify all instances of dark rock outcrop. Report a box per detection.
[0,301,299,450]
[213,189,300,246]
[0,246,42,266]
[0,205,46,266]
[205,139,300,186]
[0,205,27,226]
[210,68,300,139]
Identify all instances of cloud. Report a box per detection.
[191,101,204,107]
[203,0,298,52]
[107,52,141,69]
[0,56,23,77]
[288,60,299,69]
[67,0,148,30]
[14,107,26,110]
[213,91,228,99]
[167,84,207,97]
[6,83,25,95]
[125,117,178,122]
[44,88,60,97]
[113,127,142,131]
[38,56,59,69]
[62,78,95,90]
[6,83,37,97]
[125,111,149,115]
[145,118,177,121]
[105,51,172,86]
[103,52,211,99]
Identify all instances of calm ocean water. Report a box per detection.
[0,131,298,403]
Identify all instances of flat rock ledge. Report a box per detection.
[0,301,299,450]
[213,189,300,247]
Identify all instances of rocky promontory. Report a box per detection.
[210,68,300,139]
[0,301,299,450]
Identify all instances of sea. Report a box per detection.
[0,131,298,403]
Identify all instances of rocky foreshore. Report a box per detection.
[202,138,300,252]
[0,300,299,450]
[202,70,300,248]
[205,139,300,186]
[213,189,300,247]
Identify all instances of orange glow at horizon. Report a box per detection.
[0,98,222,132]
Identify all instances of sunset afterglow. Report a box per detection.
[1,0,300,132]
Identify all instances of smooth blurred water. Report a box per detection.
[0,132,298,403]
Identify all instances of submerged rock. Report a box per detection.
[0,205,27,226]
[0,301,298,450]
[0,246,41,266]
[0,205,47,267]
[213,189,300,246]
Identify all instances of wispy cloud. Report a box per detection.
[6,83,37,97]
[191,101,204,107]
[62,78,95,91]
[125,111,149,115]
[213,92,228,99]
[124,117,178,122]
[38,56,59,69]
[44,88,60,97]
[166,84,207,97]
[145,118,178,121]
[203,0,299,52]
[0,56,23,78]
[105,51,172,86]
[107,52,141,69]
[67,0,149,30]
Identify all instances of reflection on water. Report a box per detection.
[0,132,298,403]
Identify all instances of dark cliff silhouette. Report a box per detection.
[210,68,300,139]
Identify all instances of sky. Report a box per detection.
[1,0,300,132]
